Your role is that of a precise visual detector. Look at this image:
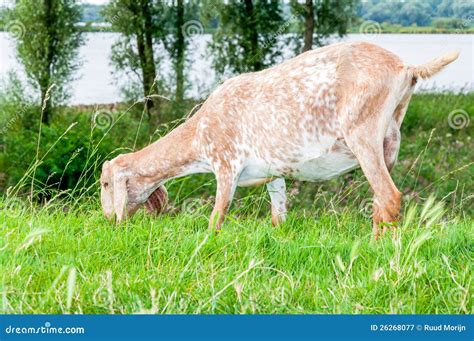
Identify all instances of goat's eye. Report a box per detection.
[103,182,109,188]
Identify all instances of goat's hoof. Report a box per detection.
[271,213,286,227]
[372,222,380,240]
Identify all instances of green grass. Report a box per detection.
[0,200,472,314]
[0,92,473,314]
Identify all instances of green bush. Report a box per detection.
[432,17,463,29]
[0,77,199,199]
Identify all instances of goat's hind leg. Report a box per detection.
[346,132,402,239]
[348,135,402,238]
[383,120,401,173]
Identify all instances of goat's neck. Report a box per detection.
[131,118,206,184]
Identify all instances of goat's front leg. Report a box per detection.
[266,178,287,226]
[209,171,238,230]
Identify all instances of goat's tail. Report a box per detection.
[410,51,460,80]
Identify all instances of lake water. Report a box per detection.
[0,33,473,105]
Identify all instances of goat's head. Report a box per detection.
[100,156,168,223]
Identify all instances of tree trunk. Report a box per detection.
[136,0,158,117]
[302,0,314,53]
[175,0,185,103]
[136,31,153,115]
[244,0,261,71]
[42,0,55,125]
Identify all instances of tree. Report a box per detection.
[7,0,83,124]
[174,0,185,103]
[291,0,357,52]
[161,0,198,103]
[452,0,474,21]
[208,0,285,75]
[103,0,163,116]
[399,1,432,27]
[359,0,449,26]
[302,0,315,53]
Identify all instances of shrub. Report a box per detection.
[432,17,463,29]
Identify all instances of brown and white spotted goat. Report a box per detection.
[100,41,459,238]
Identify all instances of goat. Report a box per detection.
[100,41,459,238]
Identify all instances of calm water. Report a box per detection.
[0,33,473,104]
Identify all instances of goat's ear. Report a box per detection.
[113,171,128,223]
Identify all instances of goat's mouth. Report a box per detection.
[144,186,168,215]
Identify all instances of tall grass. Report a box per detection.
[0,198,471,314]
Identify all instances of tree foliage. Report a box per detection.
[208,0,286,75]
[103,0,164,116]
[161,0,199,103]
[7,0,83,124]
[291,0,357,51]
[358,0,474,26]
